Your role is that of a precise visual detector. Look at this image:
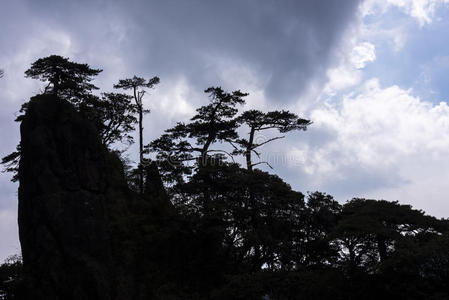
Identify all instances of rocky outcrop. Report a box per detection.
[17,94,173,299]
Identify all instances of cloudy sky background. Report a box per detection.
[1,0,449,261]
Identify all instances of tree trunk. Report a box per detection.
[246,127,255,171]
[134,86,144,194]
[377,235,387,262]
[138,107,144,194]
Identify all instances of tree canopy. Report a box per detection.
[149,87,247,184]
[79,92,138,146]
[235,109,312,170]
[24,55,102,104]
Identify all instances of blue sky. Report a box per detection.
[1,0,449,261]
[362,3,449,102]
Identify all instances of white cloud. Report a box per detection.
[358,0,449,56]
[150,77,197,122]
[351,42,376,69]
[323,41,375,95]
[323,32,376,94]
[387,0,449,26]
[299,79,449,216]
[324,66,362,95]
[362,0,449,26]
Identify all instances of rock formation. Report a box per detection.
[17,94,173,299]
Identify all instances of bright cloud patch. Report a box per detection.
[351,42,376,69]
[363,0,449,26]
[323,42,375,95]
[387,0,449,25]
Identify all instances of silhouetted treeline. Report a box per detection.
[1,56,449,299]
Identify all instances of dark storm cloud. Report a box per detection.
[21,0,361,102]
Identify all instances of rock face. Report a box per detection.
[17,94,172,299]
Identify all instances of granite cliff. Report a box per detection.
[17,94,175,299]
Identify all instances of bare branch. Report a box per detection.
[258,126,279,130]
[251,161,274,169]
[252,149,261,158]
[225,139,239,150]
[252,136,285,149]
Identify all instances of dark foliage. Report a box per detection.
[149,87,247,185]
[24,55,102,104]
[79,92,138,146]
[1,145,20,182]
[0,255,23,300]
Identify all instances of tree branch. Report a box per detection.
[251,161,274,169]
[252,149,261,158]
[225,139,239,151]
[252,136,285,149]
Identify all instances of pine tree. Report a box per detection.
[235,110,311,170]
[24,55,102,104]
[149,87,247,183]
[114,76,160,194]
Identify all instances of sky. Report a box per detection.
[1,0,449,261]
